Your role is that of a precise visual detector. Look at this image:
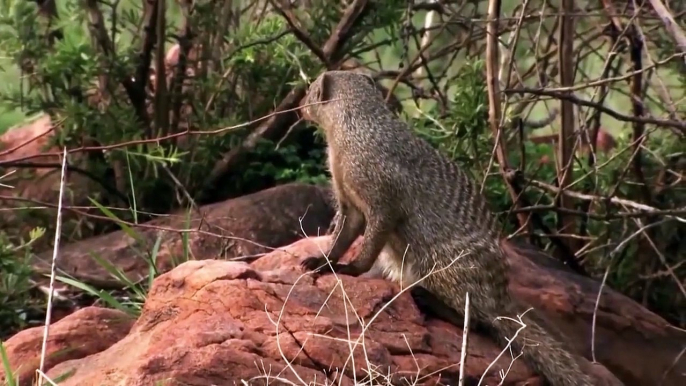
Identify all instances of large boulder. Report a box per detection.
[502,240,685,385]
[3,235,682,385]
[29,182,335,287]
[43,256,538,386]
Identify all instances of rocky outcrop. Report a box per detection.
[43,256,539,386]
[3,234,684,385]
[29,182,335,288]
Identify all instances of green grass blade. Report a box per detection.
[55,276,134,316]
[0,340,16,385]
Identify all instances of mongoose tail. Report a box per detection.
[418,248,595,386]
[480,298,594,386]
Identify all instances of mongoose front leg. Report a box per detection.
[321,213,394,277]
[301,204,364,273]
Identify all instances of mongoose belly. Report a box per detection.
[372,235,420,288]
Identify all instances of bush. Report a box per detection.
[0,227,44,339]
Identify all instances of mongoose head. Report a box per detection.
[299,70,385,131]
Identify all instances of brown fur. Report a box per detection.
[299,70,598,386]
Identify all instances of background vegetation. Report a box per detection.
[0,0,683,341]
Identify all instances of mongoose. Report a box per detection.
[299,70,596,386]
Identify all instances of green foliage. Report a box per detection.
[0,0,336,216]
[0,340,17,386]
[596,133,686,323]
[413,61,490,160]
[244,139,329,186]
[0,227,45,339]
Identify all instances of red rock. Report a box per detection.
[502,240,685,385]
[2,235,680,385]
[0,307,134,386]
[39,255,535,385]
[0,115,95,250]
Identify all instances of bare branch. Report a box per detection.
[556,0,578,252]
[646,0,686,64]
[504,86,686,133]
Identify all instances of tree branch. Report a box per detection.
[504,86,686,133]
[84,0,149,126]
[557,0,578,252]
[485,0,530,230]
[201,0,373,192]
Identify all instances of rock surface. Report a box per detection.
[29,182,335,288]
[0,307,134,386]
[3,235,683,385]
[502,241,686,385]
[44,254,539,386]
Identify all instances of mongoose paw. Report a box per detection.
[333,263,365,276]
[300,256,358,277]
[300,256,337,273]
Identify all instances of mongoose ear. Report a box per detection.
[318,72,334,103]
[361,73,376,88]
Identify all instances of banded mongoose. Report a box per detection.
[299,70,596,386]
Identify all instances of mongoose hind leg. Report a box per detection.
[410,286,464,325]
[409,286,494,336]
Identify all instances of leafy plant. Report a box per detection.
[0,227,45,339]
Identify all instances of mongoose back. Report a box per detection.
[299,70,595,386]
